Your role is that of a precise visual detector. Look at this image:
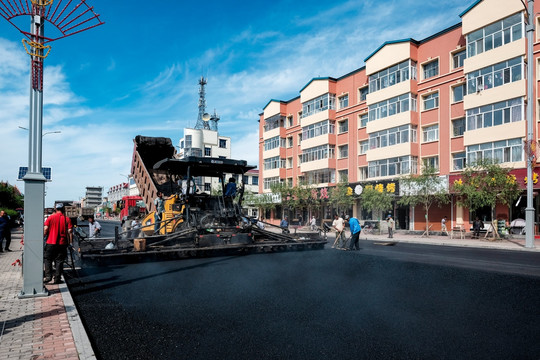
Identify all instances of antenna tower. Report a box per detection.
[194,77,220,131]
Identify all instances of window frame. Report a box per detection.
[451,49,466,69]
[338,118,349,134]
[452,83,465,103]
[422,58,439,80]
[338,94,349,109]
[452,117,465,137]
[422,92,439,111]
[422,124,439,143]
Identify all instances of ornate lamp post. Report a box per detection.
[0,0,104,297]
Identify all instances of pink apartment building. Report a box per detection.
[259,0,540,232]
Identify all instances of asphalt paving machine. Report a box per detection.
[78,156,327,263]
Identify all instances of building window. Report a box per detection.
[263,156,286,170]
[304,169,335,185]
[338,94,349,109]
[369,59,417,92]
[338,170,348,182]
[452,118,465,137]
[219,139,227,148]
[453,152,466,171]
[302,120,335,140]
[467,57,523,93]
[301,145,335,163]
[287,178,293,187]
[185,135,192,148]
[467,138,522,164]
[204,183,211,192]
[452,49,466,69]
[287,136,293,148]
[369,93,417,121]
[369,125,417,149]
[422,156,439,171]
[204,147,211,156]
[263,114,284,132]
[359,113,369,128]
[359,167,368,181]
[287,157,293,168]
[359,87,369,101]
[338,119,348,133]
[263,176,281,190]
[422,59,439,80]
[298,133,302,144]
[368,156,418,178]
[422,124,439,143]
[423,92,439,110]
[452,84,465,103]
[359,140,369,155]
[286,116,293,128]
[301,93,336,118]
[338,144,348,159]
[264,136,286,151]
[252,176,258,185]
[467,13,523,58]
[466,98,523,131]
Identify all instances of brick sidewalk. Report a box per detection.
[0,229,95,360]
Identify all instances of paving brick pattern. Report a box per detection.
[0,229,89,360]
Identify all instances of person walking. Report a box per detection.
[88,215,101,238]
[310,216,317,231]
[280,216,290,234]
[473,217,484,239]
[346,215,361,250]
[387,215,395,239]
[43,203,73,284]
[332,214,345,248]
[441,216,448,236]
[0,210,8,252]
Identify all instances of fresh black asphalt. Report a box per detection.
[68,242,540,360]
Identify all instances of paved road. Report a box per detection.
[68,242,540,360]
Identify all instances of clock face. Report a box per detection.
[354,185,363,195]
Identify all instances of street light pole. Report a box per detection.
[525,0,536,249]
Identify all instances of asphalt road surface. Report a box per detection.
[68,239,540,360]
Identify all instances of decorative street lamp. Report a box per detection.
[1,0,104,297]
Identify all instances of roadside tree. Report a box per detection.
[398,166,449,237]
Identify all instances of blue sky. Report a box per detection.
[0,0,470,207]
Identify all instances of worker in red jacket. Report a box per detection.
[43,203,73,284]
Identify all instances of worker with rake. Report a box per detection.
[331,214,345,249]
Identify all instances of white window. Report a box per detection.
[422,59,439,80]
[338,170,348,182]
[369,59,417,92]
[369,93,417,121]
[467,57,523,93]
[452,118,465,137]
[338,119,348,133]
[286,116,293,128]
[453,152,466,170]
[287,157,293,168]
[467,13,522,58]
[338,94,349,109]
[452,50,466,69]
[422,124,439,143]
[359,114,369,128]
[467,138,522,164]
[423,156,439,171]
[359,87,369,101]
[423,92,439,110]
[359,140,369,154]
[466,98,523,131]
[338,145,348,159]
[287,136,293,148]
[301,93,336,118]
[204,147,211,156]
[452,84,465,103]
[359,167,368,181]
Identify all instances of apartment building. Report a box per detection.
[259,0,540,231]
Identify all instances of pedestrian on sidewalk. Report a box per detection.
[310,215,317,231]
[387,215,395,238]
[473,217,484,239]
[346,215,361,250]
[0,210,8,252]
[332,214,345,248]
[441,216,448,236]
[43,203,73,284]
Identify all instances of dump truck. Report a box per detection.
[77,136,327,263]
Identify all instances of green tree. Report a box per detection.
[0,181,24,210]
[452,159,520,238]
[328,181,354,216]
[360,185,393,221]
[398,166,450,237]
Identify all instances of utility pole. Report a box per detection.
[525,0,536,249]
